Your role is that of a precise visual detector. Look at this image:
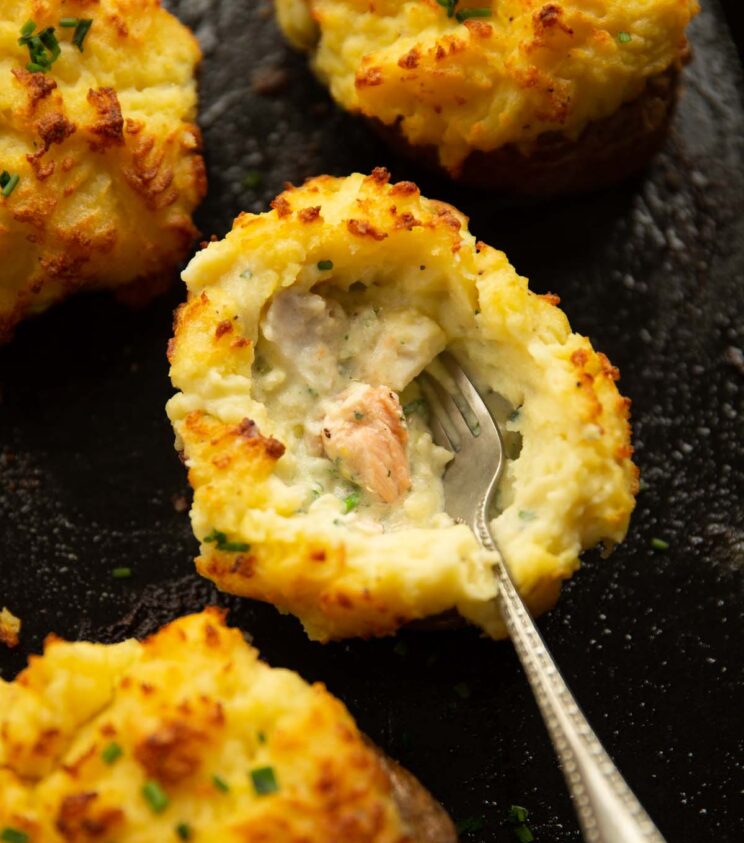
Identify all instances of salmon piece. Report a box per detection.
[321,383,411,503]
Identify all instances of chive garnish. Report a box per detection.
[212,774,230,792]
[19,23,61,73]
[175,823,191,841]
[617,31,632,44]
[342,489,360,513]
[508,805,534,842]
[402,398,427,417]
[59,17,79,28]
[112,566,132,579]
[1,830,29,843]
[203,528,250,553]
[317,259,334,271]
[19,20,35,38]
[1,173,20,198]
[250,765,279,795]
[72,19,93,51]
[456,816,485,834]
[257,730,267,744]
[518,509,537,522]
[435,0,458,17]
[101,741,123,764]
[455,8,491,21]
[650,537,669,551]
[142,780,170,813]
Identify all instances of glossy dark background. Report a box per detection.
[1,2,742,840]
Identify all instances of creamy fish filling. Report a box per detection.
[251,288,454,532]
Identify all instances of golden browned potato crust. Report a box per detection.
[275,0,698,194]
[373,67,680,196]
[0,0,206,342]
[0,609,454,842]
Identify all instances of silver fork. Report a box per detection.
[419,351,666,843]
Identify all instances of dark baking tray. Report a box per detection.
[1,1,742,840]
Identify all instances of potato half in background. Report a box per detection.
[0,0,206,342]
[0,609,456,843]
[167,170,637,642]
[276,0,699,195]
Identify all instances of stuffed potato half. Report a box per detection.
[0,0,205,341]
[276,0,698,194]
[0,609,454,842]
[167,170,637,641]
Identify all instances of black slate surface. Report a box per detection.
[1,1,743,840]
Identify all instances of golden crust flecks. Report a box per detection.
[0,0,206,341]
[0,610,412,841]
[167,171,637,641]
[275,0,698,175]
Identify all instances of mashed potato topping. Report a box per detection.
[167,170,637,640]
[276,0,698,173]
[0,610,413,842]
[0,0,205,340]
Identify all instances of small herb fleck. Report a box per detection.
[203,528,250,553]
[456,816,485,834]
[1,172,20,198]
[71,18,93,51]
[455,7,491,22]
[508,805,534,842]
[243,169,263,190]
[403,398,427,417]
[250,765,279,796]
[453,681,471,700]
[638,478,649,493]
[650,537,669,551]
[617,31,632,43]
[317,259,334,271]
[1,829,29,843]
[112,566,132,579]
[212,774,230,792]
[142,780,170,814]
[518,510,537,522]
[175,823,192,841]
[342,489,361,513]
[257,730,267,744]
[101,741,123,764]
[353,410,365,420]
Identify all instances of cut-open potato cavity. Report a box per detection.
[0,610,455,842]
[167,170,637,640]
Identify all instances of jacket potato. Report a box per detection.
[275,0,698,195]
[167,170,637,641]
[0,0,206,342]
[0,609,456,842]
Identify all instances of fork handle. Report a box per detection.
[484,535,666,842]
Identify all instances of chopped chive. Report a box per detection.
[243,170,262,190]
[509,806,528,824]
[453,681,471,699]
[617,31,632,44]
[19,23,61,72]
[203,528,250,553]
[638,478,649,493]
[508,805,534,842]
[212,774,230,792]
[455,8,491,22]
[112,566,132,579]
[101,741,123,764]
[650,537,669,551]
[514,826,534,843]
[20,20,36,38]
[1,174,20,198]
[342,489,361,513]
[353,410,365,420]
[72,19,93,51]
[317,259,334,271]
[175,823,191,841]
[257,730,267,744]
[518,509,537,522]
[456,816,485,834]
[250,765,278,795]
[59,17,79,27]
[142,780,169,813]
[1,830,29,843]
[435,0,458,17]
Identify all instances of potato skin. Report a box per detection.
[276,0,697,194]
[0,0,206,342]
[0,610,443,842]
[373,68,679,197]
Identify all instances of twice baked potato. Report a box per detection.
[275,0,699,194]
[0,0,206,341]
[167,170,637,641]
[0,609,456,842]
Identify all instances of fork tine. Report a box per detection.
[427,402,455,452]
[419,371,473,446]
[439,351,496,431]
